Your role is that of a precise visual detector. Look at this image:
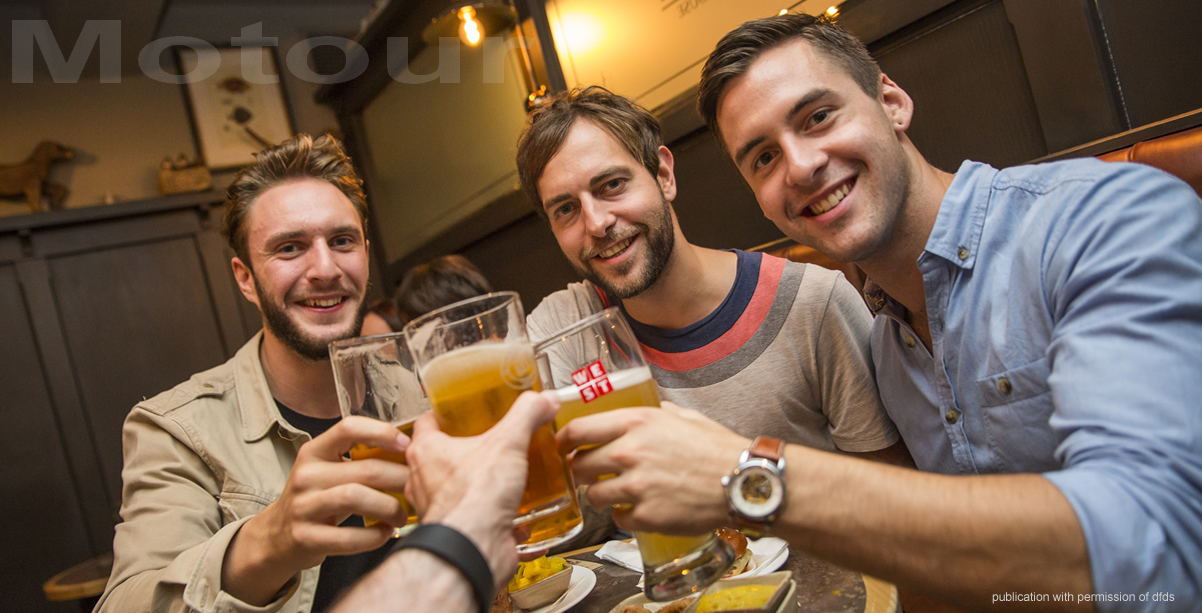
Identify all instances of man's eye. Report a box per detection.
[552,203,574,219]
[809,109,830,127]
[753,151,775,171]
[332,236,354,247]
[278,244,298,254]
[602,178,624,192]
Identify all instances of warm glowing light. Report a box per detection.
[459,6,482,46]
[558,11,604,57]
[779,9,788,15]
[826,5,840,17]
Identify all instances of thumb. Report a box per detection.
[492,391,559,442]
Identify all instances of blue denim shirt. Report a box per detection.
[868,159,1202,609]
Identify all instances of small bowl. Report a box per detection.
[509,566,572,609]
[687,571,793,613]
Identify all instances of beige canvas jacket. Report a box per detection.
[96,332,322,613]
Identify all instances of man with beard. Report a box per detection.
[519,88,908,470]
[97,135,414,613]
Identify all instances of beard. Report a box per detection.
[571,193,675,299]
[255,277,368,361]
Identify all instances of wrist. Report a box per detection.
[222,514,304,605]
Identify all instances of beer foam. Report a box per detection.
[551,365,654,402]
[420,341,534,386]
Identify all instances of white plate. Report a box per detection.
[525,566,596,613]
[742,537,789,577]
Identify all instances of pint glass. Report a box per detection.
[534,307,735,601]
[404,292,584,552]
[329,331,430,537]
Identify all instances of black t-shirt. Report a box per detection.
[276,401,395,613]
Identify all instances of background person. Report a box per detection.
[394,254,493,324]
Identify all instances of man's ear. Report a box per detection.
[231,257,261,308]
[879,73,914,134]
[656,145,678,203]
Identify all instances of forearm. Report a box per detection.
[779,448,1093,611]
[332,549,476,613]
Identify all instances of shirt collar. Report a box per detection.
[923,160,994,270]
[862,160,995,314]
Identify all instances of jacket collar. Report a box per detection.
[232,331,303,442]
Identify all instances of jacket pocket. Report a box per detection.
[977,357,1060,473]
[218,484,273,524]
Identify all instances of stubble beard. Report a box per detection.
[255,277,368,361]
[573,194,676,300]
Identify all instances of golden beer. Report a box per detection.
[552,366,661,430]
[349,419,418,529]
[551,366,713,568]
[421,342,583,544]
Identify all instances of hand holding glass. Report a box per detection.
[404,292,584,553]
[535,307,735,601]
[330,331,429,537]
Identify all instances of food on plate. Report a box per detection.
[695,584,778,612]
[715,528,752,577]
[508,555,568,591]
[620,606,652,613]
[658,596,697,613]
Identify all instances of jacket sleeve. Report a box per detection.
[94,405,302,613]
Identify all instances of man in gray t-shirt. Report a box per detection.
[516,87,908,462]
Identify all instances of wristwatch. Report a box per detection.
[721,436,787,538]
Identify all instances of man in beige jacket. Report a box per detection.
[96,134,411,613]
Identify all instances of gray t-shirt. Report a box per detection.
[528,250,897,453]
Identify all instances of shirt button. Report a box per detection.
[998,377,1013,395]
[905,337,916,348]
[945,409,960,424]
[957,247,969,260]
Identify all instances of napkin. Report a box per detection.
[594,536,789,575]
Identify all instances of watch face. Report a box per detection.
[730,465,783,520]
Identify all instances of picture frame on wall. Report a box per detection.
[177,46,294,170]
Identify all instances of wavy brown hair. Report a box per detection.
[222,133,368,267]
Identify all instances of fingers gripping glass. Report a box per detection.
[534,307,734,601]
[404,292,584,553]
[330,331,430,538]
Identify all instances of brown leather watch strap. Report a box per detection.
[748,436,785,462]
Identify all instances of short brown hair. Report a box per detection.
[222,133,368,266]
[516,86,663,217]
[395,255,492,322]
[698,14,880,148]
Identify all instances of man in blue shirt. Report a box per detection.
[558,13,1202,611]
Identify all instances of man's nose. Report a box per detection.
[782,138,829,190]
[581,196,616,237]
[306,242,342,282]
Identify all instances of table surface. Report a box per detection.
[550,543,887,613]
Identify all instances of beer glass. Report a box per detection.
[330,331,429,538]
[404,292,584,553]
[534,307,735,601]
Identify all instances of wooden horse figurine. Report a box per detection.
[0,140,75,212]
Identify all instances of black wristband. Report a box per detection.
[393,523,494,613]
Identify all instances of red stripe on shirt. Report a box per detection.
[642,254,784,372]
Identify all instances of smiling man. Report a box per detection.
[554,14,1202,613]
[518,88,908,472]
[97,135,413,613]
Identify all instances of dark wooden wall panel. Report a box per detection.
[0,267,92,613]
[49,237,229,511]
[459,214,580,316]
[873,0,1047,171]
[670,128,785,251]
[1095,0,1202,129]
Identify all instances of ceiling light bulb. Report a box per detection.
[826,5,840,17]
[779,9,788,15]
[459,6,482,46]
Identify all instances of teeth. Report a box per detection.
[598,236,634,259]
[810,183,850,216]
[303,298,342,307]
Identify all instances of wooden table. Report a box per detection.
[555,544,897,613]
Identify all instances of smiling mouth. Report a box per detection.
[804,180,854,217]
[596,236,635,260]
[300,297,345,308]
